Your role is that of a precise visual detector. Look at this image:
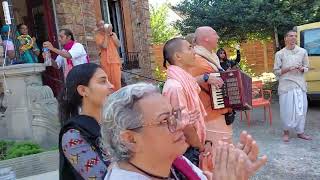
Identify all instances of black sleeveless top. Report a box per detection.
[58,115,109,180]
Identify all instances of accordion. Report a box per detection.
[210,70,252,110]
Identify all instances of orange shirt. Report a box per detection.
[95,32,121,64]
[186,55,230,122]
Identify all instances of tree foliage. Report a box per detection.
[174,0,320,46]
[150,4,179,45]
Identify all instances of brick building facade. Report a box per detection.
[55,0,153,77]
[0,0,153,89]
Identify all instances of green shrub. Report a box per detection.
[0,141,43,160]
[153,65,166,93]
[153,65,167,82]
[157,81,165,93]
[150,4,180,45]
[238,58,255,77]
[252,72,278,98]
[0,141,14,160]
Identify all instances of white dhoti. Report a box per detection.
[279,88,308,133]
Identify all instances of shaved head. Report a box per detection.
[163,38,185,68]
[185,33,195,45]
[96,20,104,26]
[194,26,219,51]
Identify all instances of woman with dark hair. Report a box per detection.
[58,63,114,180]
[43,28,89,78]
[17,23,40,63]
[216,45,241,71]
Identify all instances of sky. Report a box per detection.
[149,0,182,7]
[149,0,183,24]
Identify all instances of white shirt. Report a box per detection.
[274,45,309,95]
[104,156,207,180]
[55,42,88,71]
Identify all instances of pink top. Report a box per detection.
[162,65,207,144]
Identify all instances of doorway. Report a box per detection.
[101,0,126,57]
[0,0,63,96]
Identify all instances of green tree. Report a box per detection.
[150,4,179,44]
[174,0,320,48]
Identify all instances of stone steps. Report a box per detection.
[0,151,58,179]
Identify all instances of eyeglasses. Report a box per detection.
[128,108,182,133]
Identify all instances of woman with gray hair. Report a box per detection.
[100,83,259,180]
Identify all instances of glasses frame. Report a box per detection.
[128,108,182,133]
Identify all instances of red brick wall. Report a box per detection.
[126,0,153,77]
[54,0,152,76]
[224,41,275,74]
[152,44,165,70]
[151,41,276,75]
[55,0,100,62]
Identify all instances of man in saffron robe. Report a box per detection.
[95,20,122,91]
[183,27,233,161]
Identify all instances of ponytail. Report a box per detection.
[58,87,79,126]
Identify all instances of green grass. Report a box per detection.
[0,140,44,160]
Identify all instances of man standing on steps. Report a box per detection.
[274,30,312,142]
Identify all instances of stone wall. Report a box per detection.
[54,0,99,62]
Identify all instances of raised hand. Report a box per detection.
[43,41,54,51]
[200,141,214,171]
[213,142,247,180]
[236,131,267,177]
[180,108,202,148]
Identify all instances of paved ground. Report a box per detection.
[233,99,320,180]
[17,171,58,180]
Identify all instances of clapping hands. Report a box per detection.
[208,131,267,180]
[236,131,268,177]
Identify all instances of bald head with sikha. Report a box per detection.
[194,26,220,51]
[163,37,196,69]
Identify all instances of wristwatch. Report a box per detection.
[203,73,210,82]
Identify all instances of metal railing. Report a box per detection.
[121,51,140,70]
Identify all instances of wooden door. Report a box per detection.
[25,0,63,97]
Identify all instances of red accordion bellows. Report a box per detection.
[210,70,252,110]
